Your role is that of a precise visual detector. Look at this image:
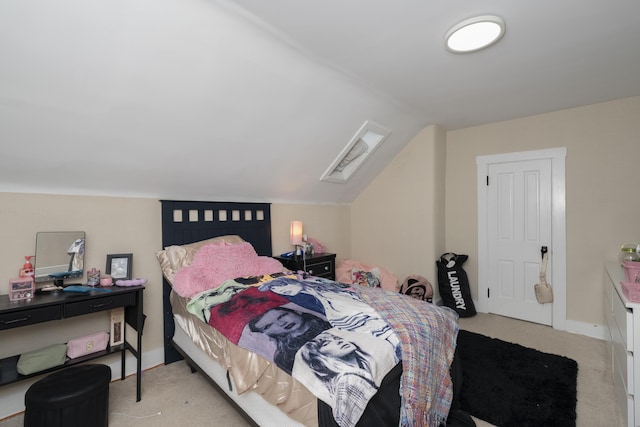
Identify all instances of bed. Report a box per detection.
[159,200,460,427]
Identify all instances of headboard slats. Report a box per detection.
[160,200,273,363]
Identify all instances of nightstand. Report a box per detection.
[274,253,336,280]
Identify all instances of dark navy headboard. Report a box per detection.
[160,200,272,363]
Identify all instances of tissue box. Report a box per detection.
[67,332,109,359]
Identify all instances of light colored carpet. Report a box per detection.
[0,312,621,426]
[0,360,250,427]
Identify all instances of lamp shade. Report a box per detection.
[290,221,303,245]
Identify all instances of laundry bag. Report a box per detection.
[436,253,476,317]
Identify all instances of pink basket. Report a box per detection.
[622,282,640,303]
[623,261,640,283]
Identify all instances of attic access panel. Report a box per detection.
[320,121,391,183]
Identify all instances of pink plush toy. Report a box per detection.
[307,237,325,253]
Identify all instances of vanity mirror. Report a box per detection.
[34,231,85,288]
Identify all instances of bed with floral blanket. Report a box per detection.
[159,200,460,427]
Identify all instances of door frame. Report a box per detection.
[477,147,567,331]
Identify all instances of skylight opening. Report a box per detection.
[320,121,390,184]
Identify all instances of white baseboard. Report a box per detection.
[564,319,607,341]
[438,298,608,342]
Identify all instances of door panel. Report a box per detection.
[487,159,552,325]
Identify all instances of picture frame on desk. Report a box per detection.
[106,253,133,280]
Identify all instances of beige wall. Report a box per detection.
[351,125,447,292]
[445,96,640,325]
[271,203,351,260]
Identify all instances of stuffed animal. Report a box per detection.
[400,275,433,303]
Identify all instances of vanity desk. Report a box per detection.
[0,285,145,401]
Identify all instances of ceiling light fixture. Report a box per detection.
[445,15,505,53]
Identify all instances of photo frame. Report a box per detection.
[110,307,125,347]
[105,253,133,280]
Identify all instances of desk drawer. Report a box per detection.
[613,322,634,394]
[613,286,633,352]
[64,293,135,317]
[0,305,61,330]
[615,363,634,427]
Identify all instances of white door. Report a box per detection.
[477,148,567,330]
[487,159,552,325]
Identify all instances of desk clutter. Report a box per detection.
[87,268,101,286]
[16,344,67,376]
[64,285,111,293]
[8,277,35,301]
[16,332,110,375]
[32,278,147,295]
[67,332,110,359]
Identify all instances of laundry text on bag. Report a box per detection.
[447,271,467,310]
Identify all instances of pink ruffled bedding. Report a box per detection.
[173,241,283,298]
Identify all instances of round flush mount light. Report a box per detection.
[445,15,505,53]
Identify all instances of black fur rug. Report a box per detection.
[456,330,578,427]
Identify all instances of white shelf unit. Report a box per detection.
[605,263,639,427]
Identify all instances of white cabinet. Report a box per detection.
[605,263,639,427]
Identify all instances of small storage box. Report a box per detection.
[67,332,109,359]
[623,261,640,283]
[621,282,640,303]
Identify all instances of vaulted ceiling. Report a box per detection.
[1,1,639,203]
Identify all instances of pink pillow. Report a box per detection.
[173,242,284,298]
